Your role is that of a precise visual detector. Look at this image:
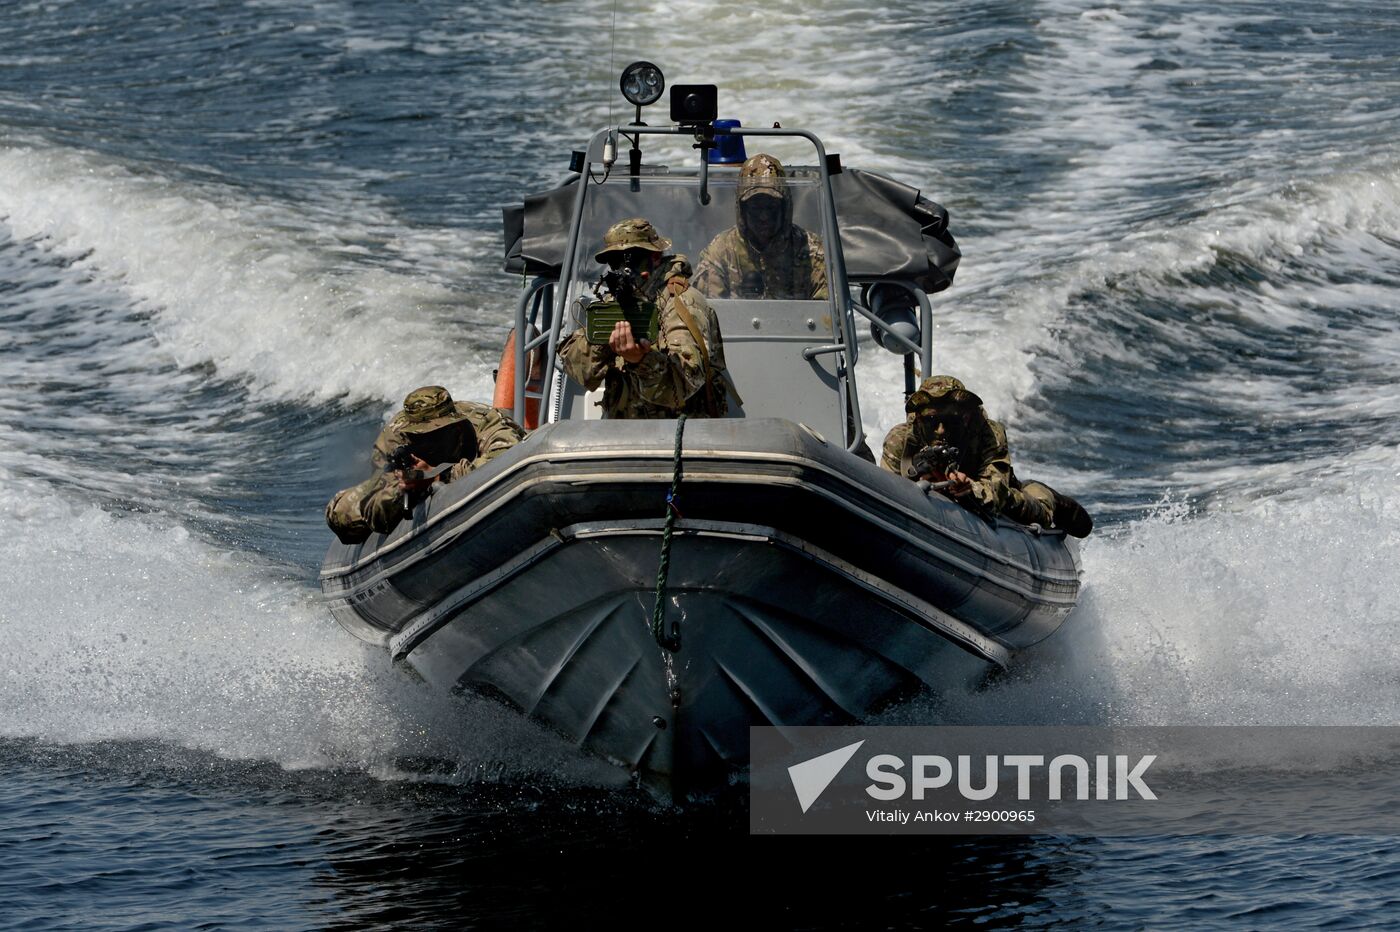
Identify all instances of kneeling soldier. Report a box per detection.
[881,375,1091,537]
[325,386,526,544]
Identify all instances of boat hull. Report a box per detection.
[320,418,1081,793]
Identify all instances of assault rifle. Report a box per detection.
[907,442,962,491]
[583,265,659,346]
[385,444,453,483]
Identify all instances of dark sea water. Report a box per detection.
[3,1,1399,928]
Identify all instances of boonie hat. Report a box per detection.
[594,217,672,263]
[400,386,465,433]
[906,375,984,414]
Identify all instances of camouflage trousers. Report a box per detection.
[1004,479,1056,528]
[325,475,410,544]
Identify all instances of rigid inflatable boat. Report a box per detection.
[321,67,1081,796]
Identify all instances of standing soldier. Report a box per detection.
[693,153,827,301]
[558,217,729,419]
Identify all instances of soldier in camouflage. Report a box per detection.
[881,375,1092,537]
[558,217,729,419]
[325,386,526,544]
[692,153,828,301]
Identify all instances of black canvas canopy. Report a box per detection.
[502,168,960,294]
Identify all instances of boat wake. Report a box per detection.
[0,140,499,407]
[937,457,1400,728]
[0,472,625,787]
[4,444,1396,786]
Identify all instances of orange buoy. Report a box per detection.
[493,324,543,429]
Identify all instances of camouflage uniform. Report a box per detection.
[558,217,729,419]
[880,376,1058,529]
[370,387,526,479]
[692,153,828,301]
[324,474,395,545]
[325,386,525,544]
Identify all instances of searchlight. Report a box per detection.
[620,61,665,107]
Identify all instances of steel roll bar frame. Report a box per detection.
[526,124,934,452]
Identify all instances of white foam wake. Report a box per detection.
[0,472,622,785]
[4,448,1394,777]
[942,449,1400,727]
[0,142,502,407]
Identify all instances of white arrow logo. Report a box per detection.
[788,740,866,813]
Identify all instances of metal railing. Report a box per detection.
[533,124,936,452]
[508,276,555,424]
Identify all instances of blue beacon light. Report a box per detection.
[706,119,747,164]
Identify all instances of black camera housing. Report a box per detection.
[669,84,717,126]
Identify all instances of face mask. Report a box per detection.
[607,249,653,271]
[408,421,478,466]
[913,409,962,443]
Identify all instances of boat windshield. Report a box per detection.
[552,163,856,444]
[566,169,831,310]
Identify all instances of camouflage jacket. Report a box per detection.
[558,255,729,418]
[880,413,1013,516]
[692,225,828,301]
[325,473,406,544]
[371,400,526,482]
[326,400,525,544]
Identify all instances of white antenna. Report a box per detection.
[607,0,619,129]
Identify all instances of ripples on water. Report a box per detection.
[9,741,1398,930]
[3,0,1400,927]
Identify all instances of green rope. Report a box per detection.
[650,414,687,652]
